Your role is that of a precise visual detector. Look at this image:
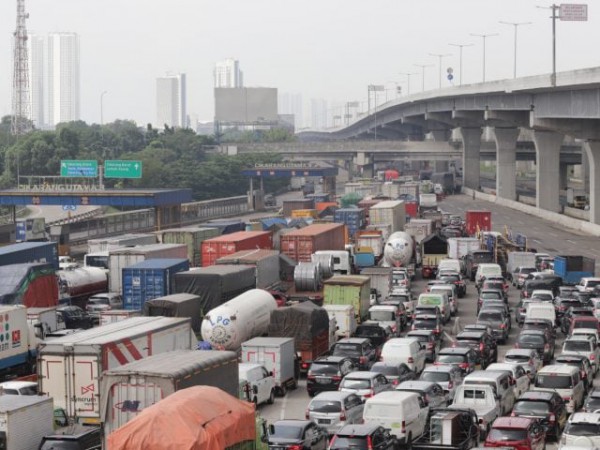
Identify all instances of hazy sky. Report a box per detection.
[0,0,598,126]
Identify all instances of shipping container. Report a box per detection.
[291,209,318,219]
[366,223,392,243]
[404,219,434,244]
[381,182,401,199]
[282,199,314,217]
[280,223,346,262]
[215,249,280,288]
[174,265,256,314]
[144,293,202,333]
[87,233,157,254]
[108,244,188,294]
[100,309,141,326]
[201,231,273,267]
[323,304,357,339]
[357,199,382,218]
[334,208,366,238]
[356,230,384,259]
[553,255,595,285]
[38,316,194,423]
[447,237,481,260]
[0,241,58,270]
[421,234,449,278]
[101,350,239,436]
[398,182,420,200]
[465,210,492,236]
[241,337,297,395]
[360,267,393,302]
[205,219,245,235]
[122,258,190,311]
[405,201,419,218]
[369,200,406,233]
[506,251,537,276]
[315,201,338,212]
[323,275,371,321]
[0,395,54,450]
[0,263,59,308]
[0,306,36,379]
[155,227,220,267]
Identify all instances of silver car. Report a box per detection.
[307,391,365,435]
[419,366,463,401]
[339,371,393,400]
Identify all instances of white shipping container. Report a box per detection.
[370,201,406,233]
[404,219,433,244]
[398,183,420,199]
[356,233,384,258]
[108,243,188,293]
[0,306,34,373]
[38,316,194,423]
[447,237,481,260]
[323,304,358,339]
[366,224,392,243]
[88,233,157,254]
[99,309,141,326]
[241,337,297,392]
[360,267,393,301]
[381,182,400,199]
[419,193,438,208]
[0,396,54,450]
[507,251,537,275]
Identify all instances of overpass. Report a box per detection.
[295,67,600,224]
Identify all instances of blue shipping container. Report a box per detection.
[122,258,190,310]
[355,252,375,268]
[334,208,365,238]
[0,242,59,270]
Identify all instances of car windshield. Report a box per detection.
[487,428,527,441]
[564,341,592,352]
[18,385,38,395]
[535,375,572,389]
[333,344,362,357]
[518,335,544,345]
[341,378,371,389]
[437,355,465,364]
[532,294,553,301]
[309,400,342,413]
[272,424,303,439]
[414,318,437,329]
[421,372,450,382]
[573,321,598,330]
[505,354,529,363]
[371,365,399,376]
[329,437,370,449]
[513,400,550,414]
[479,312,503,322]
[419,296,442,306]
[309,363,339,375]
[564,422,600,436]
[369,311,395,322]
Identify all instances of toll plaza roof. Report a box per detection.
[241,163,338,178]
[0,188,192,207]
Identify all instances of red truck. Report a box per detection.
[465,210,491,236]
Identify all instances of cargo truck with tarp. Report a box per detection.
[421,234,449,279]
[0,241,59,270]
[143,293,203,333]
[0,263,59,308]
[323,275,371,321]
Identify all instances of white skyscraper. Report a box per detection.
[47,32,80,126]
[214,59,243,88]
[310,98,328,130]
[27,34,45,129]
[156,73,187,128]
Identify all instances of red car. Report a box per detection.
[569,316,600,334]
[484,417,545,450]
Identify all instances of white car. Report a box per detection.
[530,289,555,301]
[503,349,543,377]
[562,336,600,375]
[561,412,600,448]
[238,363,275,406]
[307,391,364,435]
[0,381,38,395]
[576,277,600,293]
[339,371,393,400]
[486,363,530,399]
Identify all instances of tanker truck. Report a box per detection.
[382,231,417,279]
[56,266,108,308]
[200,289,278,351]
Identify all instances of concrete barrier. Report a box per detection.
[518,195,536,206]
[564,206,589,221]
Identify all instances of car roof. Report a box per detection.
[407,330,434,336]
[338,337,370,344]
[439,347,471,354]
[314,356,347,363]
[0,381,36,389]
[43,426,100,440]
[274,419,312,427]
[397,381,436,390]
[538,364,579,374]
[505,349,537,357]
[565,336,594,342]
[492,417,534,429]
[457,331,485,338]
[518,390,557,401]
[312,390,355,400]
[369,305,397,311]
[423,365,456,373]
[568,412,600,423]
[343,371,379,380]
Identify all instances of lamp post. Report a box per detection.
[429,53,452,88]
[399,72,417,95]
[368,84,385,140]
[448,43,473,85]
[470,33,499,82]
[100,91,108,125]
[414,64,434,91]
[499,21,532,78]
[345,101,359,125]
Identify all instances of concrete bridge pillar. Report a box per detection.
[559,163,569,191]
[533,130,563,213]
[459,127,482,190]
[584,141,600,224]
[493,127,519,201]
[430,129,450,173]
[582,150,590,192]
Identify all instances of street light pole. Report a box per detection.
[448,43,473,85]
[414,64,434,92]
[429,53,452,89]
[399,72,417,95]
[100,91,108,125]
[470,33,499,82]
[499,21,532,78]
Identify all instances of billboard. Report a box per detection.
[215,87,278,123]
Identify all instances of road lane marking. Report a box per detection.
[279,391,288,420]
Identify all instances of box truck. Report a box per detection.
[0,395,54,450]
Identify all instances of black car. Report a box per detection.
[265,420,328,450]
[40,426,101,450]
[438,273,467,298]
[353,324,390,349]
[455,330,497,365]
[331,338,378,370]
[307,356,358,397]
[515,330,553,363]
[411,314,442,336]
[329,424,397,449]
[511,390,568,440]
[56,306,94,330]
[369,362,416,386]
[583,388,600,413]
[435,347,482,375]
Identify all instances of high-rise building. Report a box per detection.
[156,73,187,128]
[279,92,304,129]
[47,32,80,126]
[214,59,243,88]
[27,33,45,129]
[310,98,328,130]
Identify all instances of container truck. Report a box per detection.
[0,305,37,380]
[356,230,384,261]
[382,231,417,279]
[0,395,54,450]
[144,293,203,333]
[38,316,195,424]
[155,227,220,266]
[334,208,366,238]
[506,251,537,281]
[412,408,480,450]
[121,258,190,311]
[405,219,434,244]
[431,172,456,194]
[201,289,278,351]
[0,241,59,270]
[268,301,330,376]
[405,200,419,218]
[57,266,108,307]
[241,337,298,396]
[369,200,406,233]
[464,250,494,281]
[421,234,449,279]
[108,244,188,294]
[360,267,393,304]
[553,255,595,285]
[465,210,491,236]
[280,223,346,263]
[201,231,273,266]
[100,350,239,436]
[447,237,481,261]
[419,193,438,213]
[216,249,281,288]
[174,265,256,315]
[0,263,59,308]
[323,304,358,339]
[323,275,371,321]
[87,233,157,254]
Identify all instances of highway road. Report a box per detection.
[258,193,599,449]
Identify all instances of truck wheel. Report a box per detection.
[267,389,275,404]
[280,384,287,396]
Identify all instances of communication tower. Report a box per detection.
[11,0,32,136]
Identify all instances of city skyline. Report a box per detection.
[47,32,80,126]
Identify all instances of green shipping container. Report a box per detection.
[159,227,220,267]
[323,275,371,321]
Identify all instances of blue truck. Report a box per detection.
[553,255,595,285]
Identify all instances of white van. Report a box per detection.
[475,263,502,285]
[532,365,585,413]
[429,285,458,316]
[380,338,426,373]
[238,363,275,406]
[363,391,429,444]
[438,259,462,274]
[323,305,358,339]
[463,370,516,415]
[525,303,556,325]
[417,293,450,323]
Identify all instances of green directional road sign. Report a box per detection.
[104,160,143,178]
[60,160,98,177]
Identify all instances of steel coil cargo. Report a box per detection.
[310,253,334,279]
[294,262,322,292]
[200,289,277,351]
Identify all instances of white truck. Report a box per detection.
[419,193,438,213]
[360,267,393,304]
[447,238,481,261]
[0,305,38,379]
[38,316,195,424]
[404,219,433,245]
[449,384,500,437]
[323,304,358,339]
[26,306,65,339]
[241,337,298,396]
[506,251,537,282]
[0,395,54,450]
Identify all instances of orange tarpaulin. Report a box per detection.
[107,386,256,450]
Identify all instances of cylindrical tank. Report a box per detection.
[382,231,415,268]
[201,289,277,351]
[56,266,108,297]
[295,262,322,291]
[310,253,334,279]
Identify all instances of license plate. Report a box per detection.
[317,377,330,384]
[318,419,331,424]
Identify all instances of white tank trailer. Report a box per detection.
[201,289,278,351]
[382,231,415,268]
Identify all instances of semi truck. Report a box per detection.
[421,234,449,279]
[0,305,38,381]
[0,395,54,450]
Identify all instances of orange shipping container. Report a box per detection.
[280,223,346,262]
[315,201,338,212]
[201,231,272,266]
